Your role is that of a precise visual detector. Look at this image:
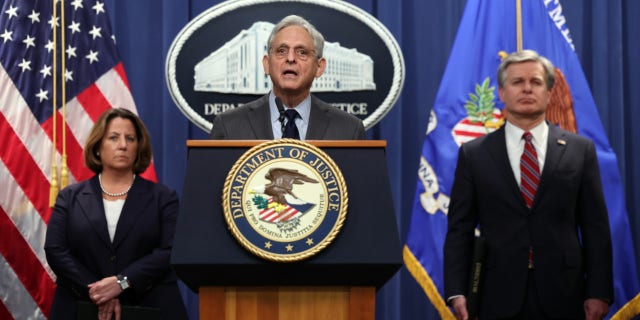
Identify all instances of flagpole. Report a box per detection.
[49,0,59,207]
[516,0,523,52]
[60,0,69,189]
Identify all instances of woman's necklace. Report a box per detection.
[99,173,136,197]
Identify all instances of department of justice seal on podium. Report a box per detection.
[222,139,348,262]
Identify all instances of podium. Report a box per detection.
[171,140,402,320]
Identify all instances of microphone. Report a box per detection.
[275,96,286,135]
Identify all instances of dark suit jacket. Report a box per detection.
[444,124,613,318]
[44,176,187,320]
[209,94,365,139]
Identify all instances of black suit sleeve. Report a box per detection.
[578,140,613,302]
[210,113,227,139]
[45,187,101,298]
[444,145,478,299]
[119,187,179,297]
[353,121,365,139]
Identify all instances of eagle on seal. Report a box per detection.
[545,68,577,133]
[260,168,319,204]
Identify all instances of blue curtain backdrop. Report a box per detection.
[9,0,637,319]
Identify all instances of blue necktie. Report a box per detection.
[283,109,300,139]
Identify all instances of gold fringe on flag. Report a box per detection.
[403,245,456,320]
[611,292,640,320]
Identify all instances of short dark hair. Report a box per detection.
[84,108,152,174]
[497,49,556,90]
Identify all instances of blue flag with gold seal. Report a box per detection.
[403,0,640,318]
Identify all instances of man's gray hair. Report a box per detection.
[497,49,556,90]
[267,15,325,58]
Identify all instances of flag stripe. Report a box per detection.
[114,62,131,89]
[41,111,94,181]
[261,210,277,222]
[0,253,45,320]
[0,299,12,320]
[279,208,300,222]
[76,81,114,122]
[259,206,302,223]
[0,160,54,280]
[0,207,55,317]
[0,65,53,180]
[64,98,97,150]
[0,112,52,222]
[96,64,137,112]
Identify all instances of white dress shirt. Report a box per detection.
[505,120,548,185]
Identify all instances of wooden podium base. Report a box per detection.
[200,286,375,320]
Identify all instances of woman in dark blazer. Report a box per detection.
[45,108,188,320]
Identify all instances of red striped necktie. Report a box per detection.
[520,132,540,208]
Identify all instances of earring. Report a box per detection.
[96,152,100,156]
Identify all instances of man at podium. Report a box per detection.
[209,15,364,140]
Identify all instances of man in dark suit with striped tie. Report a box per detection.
[444,50,613,319]
[210,15,364,140]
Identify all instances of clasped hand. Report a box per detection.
[88,276,122,320]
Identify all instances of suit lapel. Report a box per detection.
[533,125,567,207]
[111,177,151,248]
[485,127,526,208]
[79,178,112,247]
[306,96,330,139]
[248,95,274,139]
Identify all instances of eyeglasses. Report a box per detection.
[271,46,317,61]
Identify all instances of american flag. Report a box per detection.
[0,1,155,319]
[258,198,314,223]
[259,204,303,223]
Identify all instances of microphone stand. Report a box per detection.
[275,96,286,136]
